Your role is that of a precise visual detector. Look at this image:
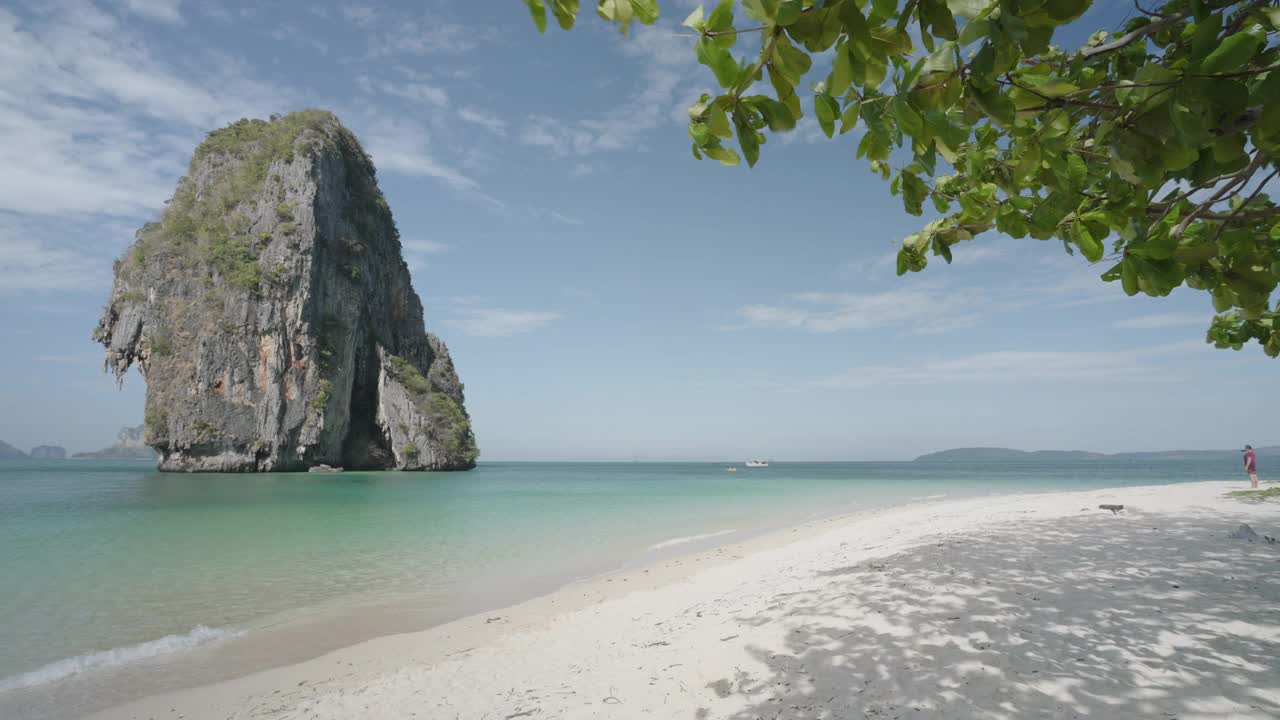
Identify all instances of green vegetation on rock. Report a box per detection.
[118,110,374,296]
[388,354,433,395]
[386,354,479,464]
[144,407,168,442]
[310,379,334,411]
[147,333,174,356]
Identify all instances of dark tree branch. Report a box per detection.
[1209,168,1280,243]
[1173,153,1268,237]
[1080,13,1188,59]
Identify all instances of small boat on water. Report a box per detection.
[745,459,769,468]
[725,467,738,472]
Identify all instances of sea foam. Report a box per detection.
[0,625,241,692]
[647,529,736,551]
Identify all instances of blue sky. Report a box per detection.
[0,0,1276,460]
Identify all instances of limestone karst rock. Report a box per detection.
[95,110,478,472]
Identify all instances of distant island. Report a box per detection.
[0,439,26,459]
[29,445,67,459]
[916,446,1280,462]
[73,425,158,460]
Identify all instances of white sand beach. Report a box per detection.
[92,481,1280,720]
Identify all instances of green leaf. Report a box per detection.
[1120,259,1139,296]
[957,18,990,46]
[750,96,798,130]
[734,110,761,167]
[1015,143,1041,180]
[948,0,994,19]
[551,0,580,29]
[772,41,813,87]
[596,0,633,26]
[789,5,843,52]
[629,0,660,24]
[525,0,548,32]
[1073,224,1103,262]
[697,37,740,88]
[839,101,861,134]
[839,1,872,55]
[900,172,928,215]
[870,0,897,24]
[968,84,1014,126]
[707,103,732,139]
[920,0,958,40]
[1199,31,1263,75]
[920,42,957,77]
[829,44,855,96]
[893,96,925,138]
[682,5,705,28]
[704,146,741,165]
[742,0,778,23]
[776,0,805,25]
[1190,14,1222,60]
[768,65,802,119]
[815,92,838,137]
[1066,153,1086,189]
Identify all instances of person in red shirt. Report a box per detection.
[1243,445,1259,489]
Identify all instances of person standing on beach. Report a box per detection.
[1243,445,1259,489]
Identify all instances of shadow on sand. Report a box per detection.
[704,510,1280,719]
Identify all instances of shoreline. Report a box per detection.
[83,479,1280,720]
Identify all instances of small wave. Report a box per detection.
[911,494,948,501]
[647,529,736,551]
[0,625,241,692]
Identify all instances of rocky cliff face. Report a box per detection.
[29,446,67,459]
[95,110,478,472]
[0,440,25,459]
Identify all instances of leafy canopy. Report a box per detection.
[525,0,1280,356]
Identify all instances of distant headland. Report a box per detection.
[915,446,1280,462]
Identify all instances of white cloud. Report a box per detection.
[949,244,1008,265]
[451,308,561,338]
[377,20,476,55]
[367,78,449,107]
[401,239,449,255]
[0,235,105,293]
[270,24,329,55]
[518,22,698,157]
[117,0,183,24]
[457,107,507,136]
[736,286,987,335]
[1114,312,1208,329]
[358,116,479,191]
[341,3,377,26]
[548,211,583,226]
[0,4,292,216]
[793,344,1197,390]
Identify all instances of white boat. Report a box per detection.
[745,459,769,468]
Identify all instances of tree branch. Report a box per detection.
[1209,168,1280,244]
[1172,153,1268,237]
[1080,13,1188,59]
[1225,0,1273,35]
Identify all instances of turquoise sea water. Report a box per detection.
[0,458,1242,719]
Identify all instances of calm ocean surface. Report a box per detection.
[0,458,1241,718]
